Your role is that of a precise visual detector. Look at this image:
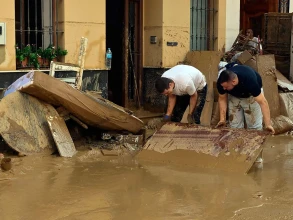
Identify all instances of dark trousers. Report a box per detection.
[167,85,207,124]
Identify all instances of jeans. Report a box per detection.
[167,85,207,124]
[228,94,263,130]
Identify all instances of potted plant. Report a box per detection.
[44,45,57,64]
[28,52,40,69]
[55,47,68,61]
[37,47,46,67]
[15,44,31,67]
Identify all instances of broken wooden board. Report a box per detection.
[4,71,144,134]
[84,91,134,115]
[244,58,257,71]
[137,123,268,173]
[0,92,56,155]
[185,51,221,82]
[256,55,280,118]
[184,51,220,126]
[275,69,293,91]
[200,80,214,126]
[46,108,77,157]
[237,50,253,64]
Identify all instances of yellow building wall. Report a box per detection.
[162,0,190,67]
[215,0,226,51]
[144,0,227,68]
[0,0,15,71]
[143,0,163,67]
[63,0,106,69]
[143,0,190,68]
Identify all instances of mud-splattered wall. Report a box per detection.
[162,0,190,67]
[143,0,164,67]
[143,0,190,68]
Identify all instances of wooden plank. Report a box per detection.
[244,58,257,71]
[275,69,293,91]
[290,15,293,81]
[138,123,267,173]
[0,92,56,155]
[84,90,134,115]
[237,50,253,64]
[184,51,220,126]
[185,51,221,82]
[256,54,280,118]
[46,109,77,157]
[75,37,88,90]
[200,80,214,126]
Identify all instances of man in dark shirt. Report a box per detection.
[216,65,275,134]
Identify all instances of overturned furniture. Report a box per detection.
[4,71,144,134]
[49,37,88,90]
[137,123,268,173]
[0,91,76,157]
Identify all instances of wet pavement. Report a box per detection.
[1,135,293,220]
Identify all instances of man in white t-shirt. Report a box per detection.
[155,64,207,124]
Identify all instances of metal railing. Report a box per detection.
[15,0,63,50]
[190,0,217,51]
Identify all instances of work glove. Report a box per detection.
[162,114,171,122]
[215,120,226,129]
[146,115,171,130]
[187,114,195,124]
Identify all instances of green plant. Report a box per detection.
[15,44,31,62]
[28,52,40,69]
[55,47,68,57]
[42,45,57,61]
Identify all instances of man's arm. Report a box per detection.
[189,92,198,114]
[254,93,275,134]
[166,94,176,116]
[218,93,228,122]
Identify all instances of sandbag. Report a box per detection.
[271,115,293,135]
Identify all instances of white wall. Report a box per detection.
[225,0,240,51]
[290,0,293,12]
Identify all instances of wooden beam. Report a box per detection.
[123,0,129,108]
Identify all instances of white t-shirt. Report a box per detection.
[247,37,258,49]
[162,65,206,96]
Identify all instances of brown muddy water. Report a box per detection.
[1,135,293,220]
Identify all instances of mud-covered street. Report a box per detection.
[0,135,293,220]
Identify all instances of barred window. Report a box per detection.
[190,0,217,50]
[15,0,62,51]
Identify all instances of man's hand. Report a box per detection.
[215,120,226,128]
[187,114,195,124]
[162,114,171,122]
[265,125,275,134]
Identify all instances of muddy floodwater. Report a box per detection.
[1,135,293,220]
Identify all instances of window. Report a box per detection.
[279,0,289,13]
[190,0,217,50]
[15,0,62,50]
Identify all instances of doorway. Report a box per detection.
[240,0,279,38]
[106,0,143,108]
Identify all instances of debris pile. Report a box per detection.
[223,30,261,63]
[0,70,144,166]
